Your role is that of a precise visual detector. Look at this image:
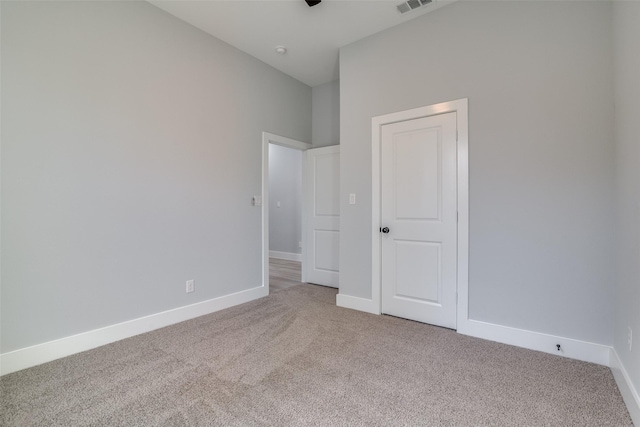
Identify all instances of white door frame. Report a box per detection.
[371,98,469,330]
[262,132,311,292]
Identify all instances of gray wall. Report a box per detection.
[312,80,340,147]
[268,144,302,255]
[1,1,311,353]
[339,1,614,345]
[613,0,640,403]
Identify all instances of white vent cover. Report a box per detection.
[397,0,432,14]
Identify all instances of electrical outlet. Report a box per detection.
[186,280,195,294]
[628,327,633,351]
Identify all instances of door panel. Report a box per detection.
[305,146,340,288]
[395,131,441,220]
[314,230,339,272]
[314,155,340,216]
[381,113,457,328]
[395,240,440,303]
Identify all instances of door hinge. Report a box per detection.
[457,212,459,222]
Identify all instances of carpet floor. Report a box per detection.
[0,284,633,426]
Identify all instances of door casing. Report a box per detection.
[371,99,469,329]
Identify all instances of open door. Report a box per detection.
[303,145,340,288]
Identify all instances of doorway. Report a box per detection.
[268,143,303,263]
[262,132,310,293]
[261,132,341,293]
[268,142,303,291]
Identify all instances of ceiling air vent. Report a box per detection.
[396,0,432,14]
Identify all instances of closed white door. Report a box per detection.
[381,112,457,329]
[305,146,340,287]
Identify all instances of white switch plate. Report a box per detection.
[349,194,356,205]
[252,196,262,206]
[186,280,195,293]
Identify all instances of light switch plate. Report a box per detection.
[349,194,356,205]
[186,280,195,293]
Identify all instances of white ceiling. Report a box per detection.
[148,0,451,87]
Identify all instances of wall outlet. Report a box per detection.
[628,327,633,351]
[186,280,195,294]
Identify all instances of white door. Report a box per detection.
[381,112,457,329]
[304,145,340,288]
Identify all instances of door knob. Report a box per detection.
[380,227,390,234]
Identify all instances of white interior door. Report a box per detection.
[305,145,340,288]
[381,112,457,329]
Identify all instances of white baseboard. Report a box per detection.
[336,293,380,315]
[335,296,610,366]
[269,250,302,262]
[610,348,640,425]
[458,318,612,366]
[0,285,268,376]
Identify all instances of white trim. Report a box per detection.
[0,285,267,376]
[261,132,311,294]
[370,98,469,321]
[269,250,302,262]
[610,348,640,425]
[263,132,310,151]
[336,294,380,315]
[0,1,3,379]
[371,110,383,314]
[301,150,308,283]
[458,318,611,366]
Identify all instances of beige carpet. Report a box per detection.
[1,284,633,426]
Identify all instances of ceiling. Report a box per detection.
[148,0,451,87]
